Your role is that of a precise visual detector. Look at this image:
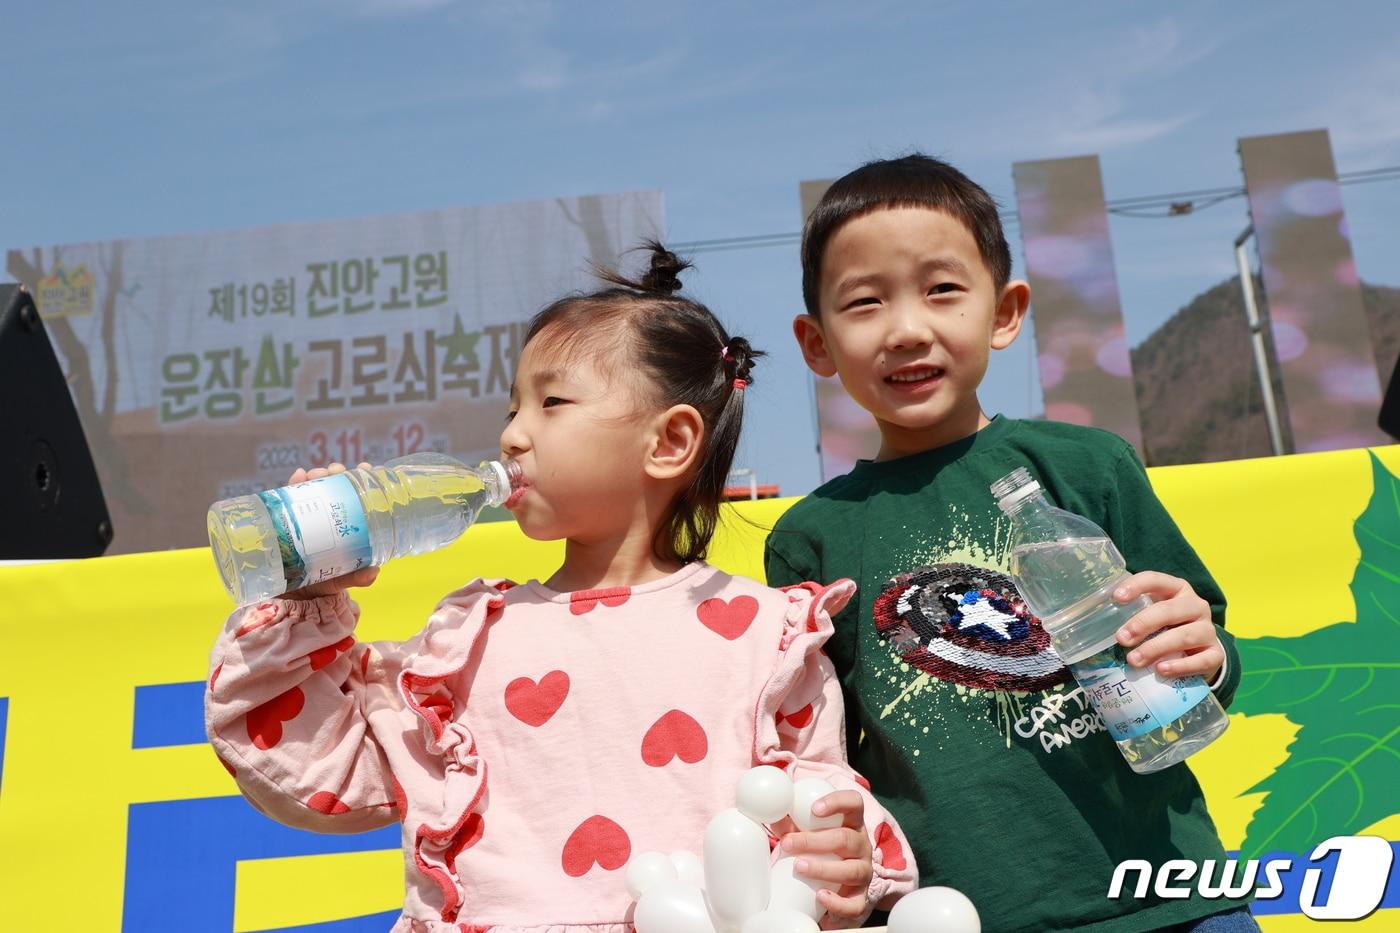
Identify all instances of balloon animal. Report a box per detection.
[625,766,979,933]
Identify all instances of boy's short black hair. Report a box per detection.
[800,153,1012,315]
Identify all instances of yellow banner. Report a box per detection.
[0,445,1396,931]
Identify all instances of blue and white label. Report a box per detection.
[1072,644,1210,740]
[265,473,374,585]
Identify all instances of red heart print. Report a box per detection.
[697,595,759,640]
[777,703,814,729]
[247,686,305,750]
[459,925,493,933]
[307,636,356,671]
[853,772,871,791]
[570,587,631,615]
[504,671,569,726]
[874,821,906,870]
[209,662,223,690]
[308,791,351,815]
[561,815,631,877]
[235,602,283,638]
[641,710,708,767]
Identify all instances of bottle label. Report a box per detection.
[1071,644,1210,740]
[258,474,373,590]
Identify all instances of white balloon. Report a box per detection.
[670,849,706,889]
[789,778,843,832]
[768,854,836,920]
[703,808,772,930]
[626,850,679,900]
[887,886,981,933]
[736,766,794,823]
[634,880,718,933]
[739,908,820,933]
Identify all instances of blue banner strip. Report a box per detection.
[132,681,208,748]
[0,696,8,795]
[124,795,400,932]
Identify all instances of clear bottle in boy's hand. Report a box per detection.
[208,453,523,606]
[991,467,1229,773]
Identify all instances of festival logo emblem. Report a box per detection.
[36,262,95,318]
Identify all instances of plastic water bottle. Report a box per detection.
[991,467,1228,773]
[208,453,522,606]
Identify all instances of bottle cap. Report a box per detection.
[485,460,512,506]
[990,466,1041,512]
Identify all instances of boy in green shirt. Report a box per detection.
[766,155,1257,932]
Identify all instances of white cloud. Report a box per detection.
[967,15,1215,161]
[1302,52,1400,167]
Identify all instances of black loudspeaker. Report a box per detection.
[1382,352,1400,443]
[0,284,114,557]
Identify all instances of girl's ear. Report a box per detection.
[645,404,705,481]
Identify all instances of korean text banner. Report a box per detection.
[0,445,1397,930]
[5,191,664,554]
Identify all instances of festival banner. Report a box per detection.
[5,191,664,554]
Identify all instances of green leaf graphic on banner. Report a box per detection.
[1233,453,1400,860]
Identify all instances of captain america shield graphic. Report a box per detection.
[873,563,1069,692]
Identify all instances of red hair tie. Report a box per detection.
[732,378,748,390]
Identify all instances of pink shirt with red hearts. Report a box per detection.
[206,560,918,933]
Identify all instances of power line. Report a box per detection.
[671,163,1400,251]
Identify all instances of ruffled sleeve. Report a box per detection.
[392,580,511,924]
[205,592,399,834]
[754,580,920,924]
[204,579,512,852]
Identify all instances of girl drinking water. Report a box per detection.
[205,244,916,932]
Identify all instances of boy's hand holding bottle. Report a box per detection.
[994,467,1230,773]
[1113,572,1224,683]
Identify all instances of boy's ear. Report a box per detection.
[991,279,1031,350]
[793,314,838,378]
[645,403,705,481]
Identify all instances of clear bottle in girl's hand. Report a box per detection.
[208,453,522,606]
[992,467,1229,773]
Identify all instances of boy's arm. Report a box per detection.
[1102,445,1242,709]
[764,525,818,589]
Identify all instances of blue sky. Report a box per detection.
[5,0,1399,497]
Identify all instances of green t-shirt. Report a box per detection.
[764,416,1247,933]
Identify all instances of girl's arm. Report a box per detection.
[756,581,919,926]
[205,592,400,834]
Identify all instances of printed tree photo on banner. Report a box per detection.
[1232,454,1400,861]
